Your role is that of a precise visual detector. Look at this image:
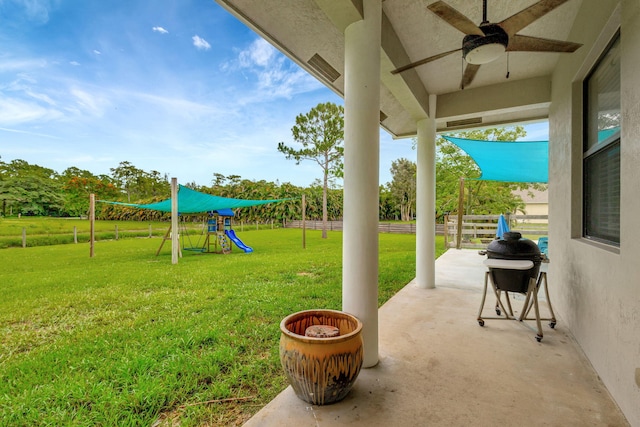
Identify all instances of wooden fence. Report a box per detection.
[284,220,445,235]
[444,214,548,249]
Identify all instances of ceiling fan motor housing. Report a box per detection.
[462,23,509,65]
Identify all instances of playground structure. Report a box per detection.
[99,183,287,262]
[156,208,253,256]
[202,209,253,254]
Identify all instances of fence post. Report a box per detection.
[149,224,152,238]
[115,224,119,240]
[22,227,26,248]
[302,194,306,249]
[90,193,95,258]
[74,226,78,244]
[456,178,464,249]
[444,215,449,248]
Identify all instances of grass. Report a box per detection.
[1,227,446,426]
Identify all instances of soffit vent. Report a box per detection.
[307,54,340,83]
[446,117,482,127]
[380,111,388,122]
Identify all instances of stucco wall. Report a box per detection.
[548,1,640,425]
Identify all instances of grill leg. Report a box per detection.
[540,272,557,327]
[521,277,544,341]
[504,291,514,317]
[477,272,490,325]
[523,272,557,329]
[489,274,511,319]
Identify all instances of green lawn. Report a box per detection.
[1,227,445,426]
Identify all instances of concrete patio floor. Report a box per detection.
[244,249,629,427]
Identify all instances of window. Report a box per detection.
[583,32,620,246]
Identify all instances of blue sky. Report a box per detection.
[0,0,548,188]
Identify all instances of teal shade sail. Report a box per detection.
[99,185,291,214]
[443,136,548,183]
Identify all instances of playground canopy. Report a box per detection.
[443,135,548,183]
[99,184,290,214]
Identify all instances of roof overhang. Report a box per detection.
[215,0,582,137]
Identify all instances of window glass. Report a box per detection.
[583,32,620,246]
[585,34,620,152]
[584,142,620,243]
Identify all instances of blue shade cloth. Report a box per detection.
[496,214,510,239]
[99,185,291,214]
[443,136,548,183]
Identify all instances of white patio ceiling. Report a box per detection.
[215,0,583,137]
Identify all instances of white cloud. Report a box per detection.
[69,88,108,116]
[126,90,229,121]
[13,0,53,24]
[25,90,57,106]
[0,126,61,140]
[228,38,322,101]
[93,50,101,55]
[0,96,62,125]
[239,38,275,67]
[152,26,168,34]
[70,61,80,66]
[0,58,47,72]
[192,35,211,50]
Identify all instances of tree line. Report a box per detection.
[0,158,339,223]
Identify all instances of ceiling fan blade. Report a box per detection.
[391,48,461,75]
[427,1,484,36]
[460,63,481,90]
[507,34,582,52]
[499,0,570,35]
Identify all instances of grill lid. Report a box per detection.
[486,231,541,261]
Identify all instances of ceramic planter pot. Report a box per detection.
[279,309,364,405]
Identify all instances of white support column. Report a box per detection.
[342,0,381,368]
[416,95,437,289]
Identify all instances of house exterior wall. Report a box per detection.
[522,203,547,217]
[513,188,549,223]
[549,1,640,425]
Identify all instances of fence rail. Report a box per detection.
[444,214,548,249]
[284,220,445,235]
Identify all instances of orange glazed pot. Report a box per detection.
[279,309,364,405]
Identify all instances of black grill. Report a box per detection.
[486,232,542,293]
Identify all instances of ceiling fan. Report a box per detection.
[391,0,582,89]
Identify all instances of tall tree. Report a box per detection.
[59,167,119,217]
[0,159,63,216]
[109,161,168,202]
[389,158,417,221]
[277,102,344,238]
[110,161,141,202]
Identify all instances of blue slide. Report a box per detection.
[225,229,253,253]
